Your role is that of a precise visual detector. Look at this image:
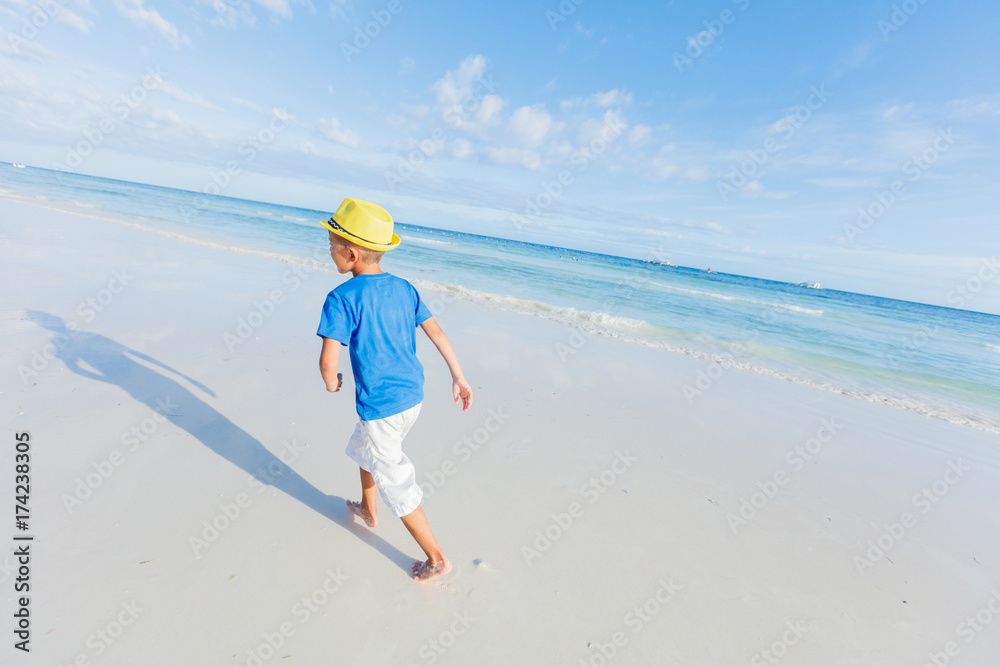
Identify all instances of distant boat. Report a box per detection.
[12,163,25,168]
[706,268,713,273]
[797,282,822,289]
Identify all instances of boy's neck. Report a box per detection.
[351,263,384,277]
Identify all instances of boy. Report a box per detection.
[316,197,473,582]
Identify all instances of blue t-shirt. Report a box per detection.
[317,273,432,421]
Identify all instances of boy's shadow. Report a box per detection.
[27,310,414,573]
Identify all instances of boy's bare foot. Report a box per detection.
[346,500,377,528]
[412,558,452,581]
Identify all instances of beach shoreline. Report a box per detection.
[3,198,1000,665]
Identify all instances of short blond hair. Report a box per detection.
[331,232,385,264]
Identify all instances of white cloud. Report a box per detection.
[947,95,1000,119]
[589,89,631,108]
[148,106,182,125]
[648,158,678,180]
[576,109,627,148]
[883,104,914,120]
[254,0,291,18]
[561,89,632,110]
[0,59,41,93]
[432,54,486,108]
[54,5,94,33]
[645,145,680,181]
[70,84,105,104]
[318,117,361,147]
[398,56,416,74]
[831,36,877,79]
[210,0,257,28]
[806,177,879,188]
[509,105,553,148]
[0,25,57,62]
[546,140,574,162]
[473,94,504,125]
[328,0,347,20]
[628,124,651,145]
[157,81,222,110]
[384,112,408,131]
[228,95,260,110]
[112,0,186,48]
[271,107,295,124]
[683,165,708,181]
[449,138,473,160]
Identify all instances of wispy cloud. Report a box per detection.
[112,0,187,48]
[254,0,291,19]
[318,117,361,147]
[158,81,222,110]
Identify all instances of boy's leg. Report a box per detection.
[346,467,378,528]
[400,506,451,581]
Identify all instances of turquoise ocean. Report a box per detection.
[3,165,998,434]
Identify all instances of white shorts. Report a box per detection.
[345,403,423,518]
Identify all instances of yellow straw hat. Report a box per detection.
[320,198,401,251]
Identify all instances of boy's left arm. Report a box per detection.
[319,336,344,392]
[420,317,473,411]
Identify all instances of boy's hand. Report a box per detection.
[453,376,473,412]
[327,372,343,393]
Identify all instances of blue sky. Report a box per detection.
[1,0,998,311]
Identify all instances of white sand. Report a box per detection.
[2,198,999,666]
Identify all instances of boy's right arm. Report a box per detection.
[419,317,473,411]
[319,336,344,392]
